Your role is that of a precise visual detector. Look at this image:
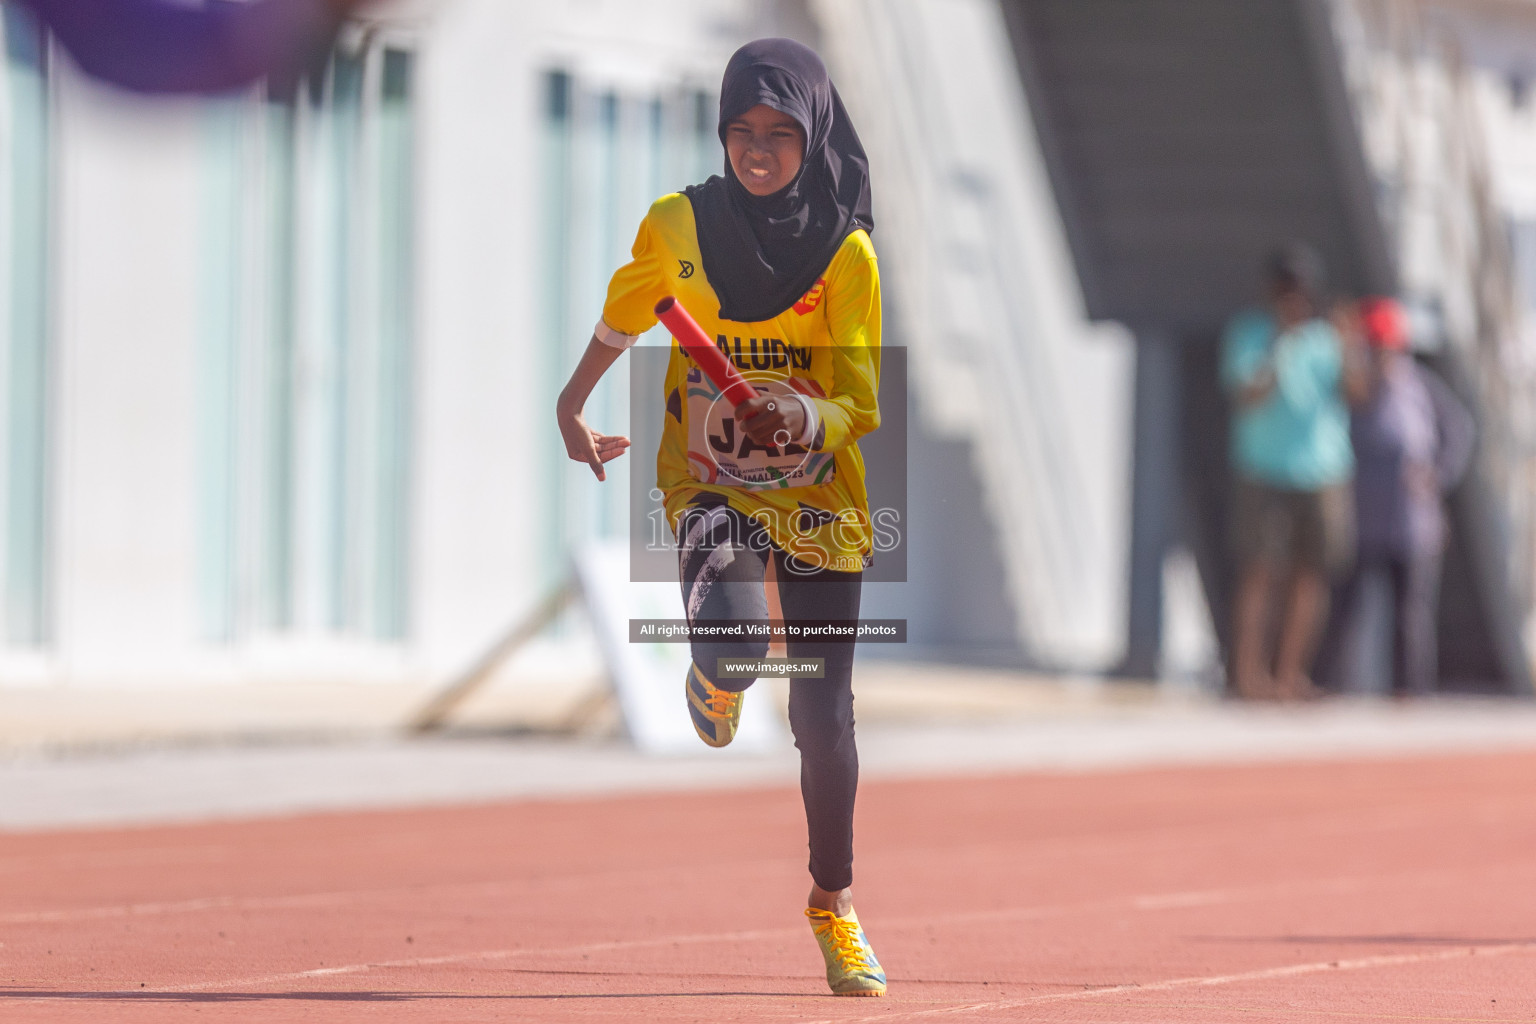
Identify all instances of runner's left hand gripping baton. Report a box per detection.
[655,296,758,410]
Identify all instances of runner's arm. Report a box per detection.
[811,247,882,453]
[556,339,631,482]
[556,212,667,481]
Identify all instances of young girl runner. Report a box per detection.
[554,38,886,997]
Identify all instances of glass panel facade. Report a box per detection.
[319,56,360,635]
[539,70,574,581]
[262,96,299,631]
[538,71,718,574]
[196,101,246,643]
[3,7,51,647]
[198,40,415,644]
[373,48,414,640]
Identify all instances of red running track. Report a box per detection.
[3,750,1536,1022]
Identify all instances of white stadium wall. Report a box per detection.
[1,0,1176,689]
[0,0,820,689]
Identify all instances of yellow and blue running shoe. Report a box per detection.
[806,906,887,996]
[685,662,743,748]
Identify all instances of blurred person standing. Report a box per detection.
[11,0,373,94]
[1221,245,1369,700]
[1333,298,1474,698]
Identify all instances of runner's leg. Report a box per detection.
[677,500,772,692]
[776,552,862,894]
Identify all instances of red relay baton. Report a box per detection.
[655,296,758,410]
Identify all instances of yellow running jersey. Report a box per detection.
[600,192,882,574]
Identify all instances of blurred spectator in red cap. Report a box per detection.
[10,0,375,95]
[1333,296,1475,697]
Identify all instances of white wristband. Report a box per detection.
[593,318,640,350]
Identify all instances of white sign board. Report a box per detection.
[574,540,789,755]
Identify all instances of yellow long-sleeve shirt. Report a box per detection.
[599,192,882,573]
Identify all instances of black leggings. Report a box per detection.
[677,498,862,893]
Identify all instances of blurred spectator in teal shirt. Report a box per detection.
[1221,245,1369,701]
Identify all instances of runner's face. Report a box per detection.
[725,105,805,197]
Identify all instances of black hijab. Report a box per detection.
[685,38,874,323]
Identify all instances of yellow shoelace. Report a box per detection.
[806,908,872,972]
[706,687,741,717]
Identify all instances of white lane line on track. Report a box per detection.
[806,942,1536,1024]
[35,935,1536,1013]
[0,883,1229,928]
[0,845,231,875]
[1132,888,1238,910]
[21,830,1529,929]
[13,866,1532,1002]
[2,894,337,925]
[0,855,801,925]
[10,840,1531,928]
[16,912,1098,1001]
[2,861,769,924]
[64,927,808,998]
[0,863,1374,927]
[17,892,1172,1002]
[30,877,1466,996]
[0,870,1466,961]
[0,885,501,925]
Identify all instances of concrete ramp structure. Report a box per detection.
[816,0,1138,671]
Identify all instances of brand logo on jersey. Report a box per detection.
[678,259,695,279]
[793,278,827,315]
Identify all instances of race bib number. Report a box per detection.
[685,369,836,490]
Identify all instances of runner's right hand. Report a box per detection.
[737,393,805,447]
[557,406,630,482]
